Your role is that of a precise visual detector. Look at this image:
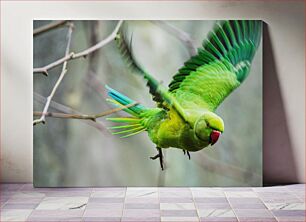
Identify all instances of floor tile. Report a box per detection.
[285,184,305,191]
[36,196,88,210]
[230,202,266,209]
[27,217,83,221]
[1,184,24,191]
[160,197,194,203]
[1,209,32,221]
[192,189,225,197]
[125,203,160,209]
[234,209,274,218]
[160,190,192,198]
[20,184,36,191]
[276,218,306,222]
[7,197,44,204]
[265,202,305,210]
[271,209,305,217]
[10,191,45,199]
[161,210,198,217]
[237,218,277,222]
[160,203,196,210]
[127,187,158,191]
[89,197,125,203]
[122,209,160,217]
[125,197,159,203]
[29,209,84,218]
[194,197,228,203]
[91,190,125,198]
[196,202,231,209]
[1,196,10,205]
[83,217,121,222]
[161,216,199,222]
[2,203,39,209]
[225,191,258,198]
[257,192,300,203]
[223,187,253,191]
[227,198,262,204]
[159,188,190,191]
[253,186,289,193]
[291,191,305,201]
[86,202,123,209]
[92,187,126,191]
[122,217,161,221]
[44,191,92,197]
[200,217,238,221]
[83,209,123,217]
[198,209,235,217]
[126,188,158,198]
[1,183,306,222]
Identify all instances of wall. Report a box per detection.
[1,1,305,184]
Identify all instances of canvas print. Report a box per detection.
[33,20,262,187]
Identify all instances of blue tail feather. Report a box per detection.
[105,85,147,138]
[105,85,146,116]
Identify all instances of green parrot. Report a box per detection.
[106,20,262,170]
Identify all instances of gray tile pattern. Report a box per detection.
[0,184,304,222]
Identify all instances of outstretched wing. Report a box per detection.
[116,27,170,106]
[169,20,262,114]
[116,26,189,120]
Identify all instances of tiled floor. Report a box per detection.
[0,184,304,222]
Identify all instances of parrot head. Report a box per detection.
[194,112,224,146]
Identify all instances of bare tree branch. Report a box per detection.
[33,20,68,37]
[33,22,74,125]
[33,102,138,121]
[34,92,106,134]
[152,21,197,56]
[33,20,123,75]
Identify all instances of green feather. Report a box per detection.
[106,117,140,123]
[120,129,146,138]
[108,124,142,129]
[169,20,262,92]
[112,126,145,135]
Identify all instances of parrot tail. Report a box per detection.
[105,85,147,138]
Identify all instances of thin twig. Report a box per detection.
[33,112,96,121]
[33,20,123,75]
[33,22,74,126]
[34,92,106,134]
[33,20,68,37]
[33,102,139,121]
[152,21,197,56]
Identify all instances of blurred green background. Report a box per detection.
[33,20,262,187]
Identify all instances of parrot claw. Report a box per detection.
[182,150,191,160]
[150,154,160,160]
[150,147,164,170]
[187,151,191,160]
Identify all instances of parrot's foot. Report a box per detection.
[182,150,191,160]
[150,147,164,170]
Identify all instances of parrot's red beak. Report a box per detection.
[210,130,221,145]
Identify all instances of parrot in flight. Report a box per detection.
[105,20,262,170]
